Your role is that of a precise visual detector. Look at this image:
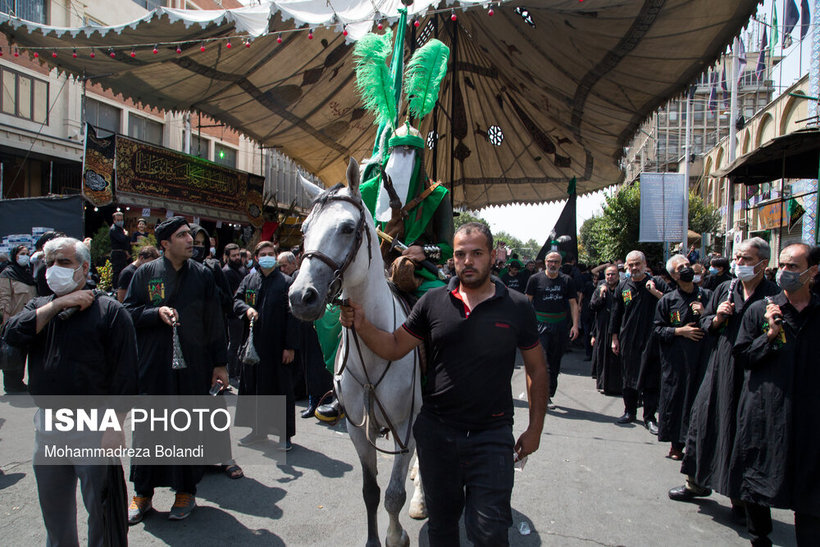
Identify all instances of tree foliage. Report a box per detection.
[579,183,721,267]
[453,211,540,260]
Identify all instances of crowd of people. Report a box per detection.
[494,238,820,546]
[2,208,819,545]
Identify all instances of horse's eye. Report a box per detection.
[340,223,355,234]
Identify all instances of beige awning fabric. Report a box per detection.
[0,1,760,208]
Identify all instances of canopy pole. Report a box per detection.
[431,15,439,181]
[448,18,458,210]
[725,37,740,255]
[682,90,692,253]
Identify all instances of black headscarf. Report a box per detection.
[0,245,36,285]
[189,224,209,264]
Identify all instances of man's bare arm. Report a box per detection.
[515,344,548,458]
[340,301,422,361]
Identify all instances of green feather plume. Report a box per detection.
[404,39,450,121]
[353,29,397,129]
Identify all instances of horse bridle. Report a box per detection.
[301,193,373,305]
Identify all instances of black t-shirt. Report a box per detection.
[500,271,527,293]
[525,271,576,321]
[403,278,539,430]
[117,263,138,291]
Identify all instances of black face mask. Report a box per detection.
[192,246,206,263]
[678,266,695,283]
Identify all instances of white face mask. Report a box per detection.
[16,255,30,267]
[692,274,702,283]
[46,264,82,296]
[735,260,764,282]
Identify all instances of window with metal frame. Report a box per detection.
[0,67,48,124]
[128,113,164,146]
[0,0,46,24]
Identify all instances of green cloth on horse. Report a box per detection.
[314,304,342,374]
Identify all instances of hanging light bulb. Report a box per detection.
[13,47,19,58]
[130,48,136,58]
[200,42,206,52]
[377,20,383,30]
[245,39,251,47]
[451,9,457,21]
[33,51,39,58]
[308,29,314,40]
[72,48,77,58]
[51,50,57,58]
[109,48,116,58]
[226,40,232,49]
[342,26,348,37]
[0,47,4,57]
[414,19,420,28]
[89,49,95,58]
[488,5,495,16]
[176,45,182,54]
[277,34,283,44]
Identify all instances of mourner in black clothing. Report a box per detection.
[130,218,150,244]
[3,236,139,546]
[589,264,622,395]
[339,223,548,546]
[222,243,248,381]
[123,216,228,523]
[233,241,299,449]
[704,256,732,290]
[610,250,669,427]
[653,255,711,460]
[116,246,160,303]
[668,237,780,511]
[110,211,131,291]
[731,243,820,547]
[277,251,331,419]
[499,259,527,293]
[525,251,579,408]
[190,225,232,317]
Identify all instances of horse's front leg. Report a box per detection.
[384,429,414,547]
[408,454,427,520]
[349,419,381,547]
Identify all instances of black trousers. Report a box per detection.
[623,386,657,421]
[746,503,820,546]
[414,412,514,547]
[226,317,244,379]
[537,322,568,398]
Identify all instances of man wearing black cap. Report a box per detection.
[123,216,229,523]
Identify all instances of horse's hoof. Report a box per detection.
[409,499,427,520]
[365,539,381,547]
[386,530,409,547]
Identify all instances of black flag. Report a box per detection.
[536,178,578,262]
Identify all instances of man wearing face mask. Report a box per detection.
[110,211,131,291]
[190,225,232,318]
[704,256,732,290]
[0,245,38,393]
[123,217,228,523]
[731,243,820,546]
[653,255,711,460]
[610,250,670,427]
[669,237,780,513]
[2,237,138,546]
[525,251,580,409]
[232,241,298,449]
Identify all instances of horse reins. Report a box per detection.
[301,190,416,454]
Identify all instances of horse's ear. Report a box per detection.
[299,173,324,200]
[346,157,361,197]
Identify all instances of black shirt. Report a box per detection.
[500,271,528,293]
[117,262,138,291]
[403,277,539,430]
[4,291,139,396]
[525,271,577,322]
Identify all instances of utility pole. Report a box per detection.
[682,91,692,253]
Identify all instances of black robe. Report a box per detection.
[124,257,227,491]
[730,292,820,514]
[609,275,669,391]
[680,278,780,494]
[653,286,712,444]
[233,269,298,438]
[589,281,621,394]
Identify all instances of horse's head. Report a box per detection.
[289,158,375,321]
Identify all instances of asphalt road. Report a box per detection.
[0,349,797,546]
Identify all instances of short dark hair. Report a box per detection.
[454,222,493,251]
[138,245,160,260]
[223,243,240,256]
[254,241,275,256]
[784,242,817,267]
[711,256,729,270]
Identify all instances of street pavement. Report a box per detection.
[0,348,797,546]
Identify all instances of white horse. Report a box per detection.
[289,159,423,547]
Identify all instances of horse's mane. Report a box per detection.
[311,183,346,208]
